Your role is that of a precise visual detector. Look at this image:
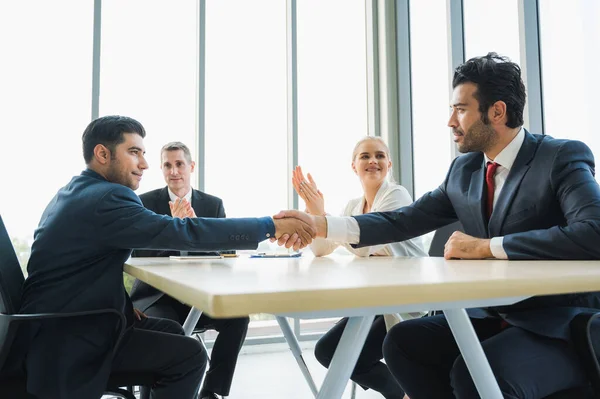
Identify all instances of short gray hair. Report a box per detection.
[160,141,193,163]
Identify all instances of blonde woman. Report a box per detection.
[293,136,424,399]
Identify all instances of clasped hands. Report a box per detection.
[169,198,197,218]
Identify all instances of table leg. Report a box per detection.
[317,315,375,399]
[276,316,319,397]
[182,307,203,336]
[444,308,503,399]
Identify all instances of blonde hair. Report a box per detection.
[351,136,391,161]
[351,136,395,183]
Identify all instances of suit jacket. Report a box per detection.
[354,131,600,341]
[130,187,227,313]
[18,169,273,398]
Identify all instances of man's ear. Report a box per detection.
[489,101,507,125]
[190,161,196,173]
[94,144,110,165]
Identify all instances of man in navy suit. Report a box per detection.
[279,53,600,398]
[130,141,248,399]
[18,116,314,399]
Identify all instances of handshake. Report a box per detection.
[170,197,326,251]
[270,210,328,251]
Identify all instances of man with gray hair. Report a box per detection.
[131,141,247,399]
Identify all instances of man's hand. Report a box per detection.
[133,308,147,321]
[444,231,493,260]
[272,216,316,251]
[169,198,196,218]
[271,209,328,249]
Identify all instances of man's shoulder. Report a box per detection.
[138,187,164,201]
[193,189,223,205]
[72,173,132,199]
[536,133,590,152]
[530,134,594,166]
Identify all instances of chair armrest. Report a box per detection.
[6,308,127,342]
[7,308,125,325]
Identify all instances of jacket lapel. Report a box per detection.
[191,189,204,215]
[468,163,489,238]
[158,187,172,217]
[488,131,537,237]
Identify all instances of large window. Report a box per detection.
[295,0,368,335]
[296,0,368,217]
[410,0,452,200]
[539,0,600,167]
[464,0,521,63]
[0,0,94,268]
[100,0,198,193]
[204,0,287,222]
[203,0,287,337]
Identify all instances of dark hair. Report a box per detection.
[161,141,193,163]
[82,115,146,164]
[452,52,526,128]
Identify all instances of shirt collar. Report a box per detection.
[484,127,525,171]
[167,187,192,203]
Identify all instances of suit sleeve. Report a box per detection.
[130,192,165,257]
[353,159,460,248]
[95,186,274,251]
[503,140,600,259]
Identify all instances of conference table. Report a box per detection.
[124,254,600,399]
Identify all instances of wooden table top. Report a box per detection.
[125,255,600,317]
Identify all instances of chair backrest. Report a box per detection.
[0,215,25,315]
[428,221,465,257]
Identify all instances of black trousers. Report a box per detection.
[315,315,405,399]
[145,295,249,396]
[382,314,588,399]
[112,316,206,399]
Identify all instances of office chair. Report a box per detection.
[428,221,465,257]
[0,215,154,399]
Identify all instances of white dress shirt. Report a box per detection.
[326,128,525,260]
[167,188,192,203]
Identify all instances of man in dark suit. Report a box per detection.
[130,141,248,399]
[279,53,600,398]
[18,116,314,399]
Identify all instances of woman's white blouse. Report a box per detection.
[309,180,427,258]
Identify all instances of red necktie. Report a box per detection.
[485,162,499,220]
